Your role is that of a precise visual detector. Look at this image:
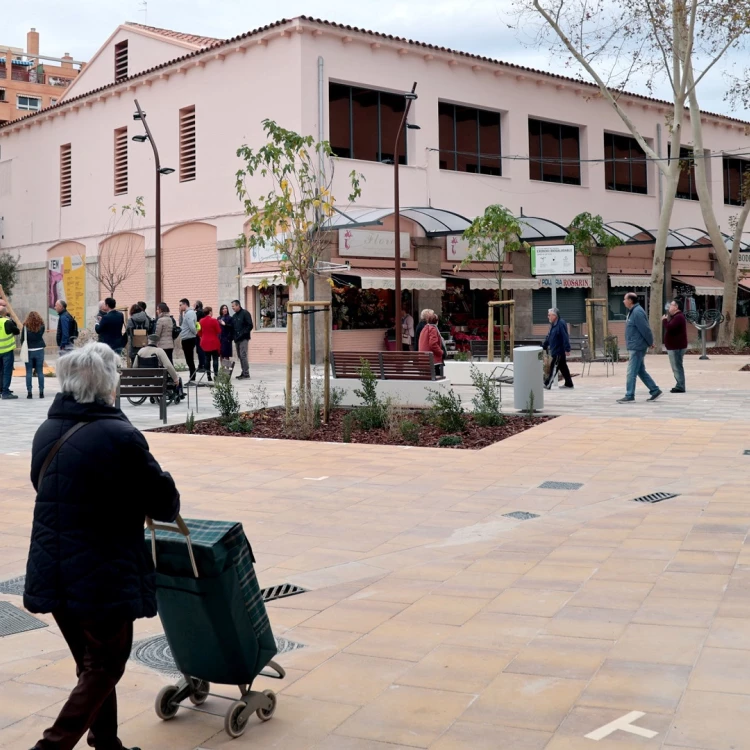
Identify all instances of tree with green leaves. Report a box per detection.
[0,251,19,300]
[235,120,363,426]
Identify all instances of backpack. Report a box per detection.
[170,316,180,341]
[131,316,149,348]
[146,314,155,335]
[69,315,79,342]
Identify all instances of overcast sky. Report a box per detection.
[4,0,746,118]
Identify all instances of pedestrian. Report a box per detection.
[230,299,254,380]
[0,298,20,400]
[21,310,46,399]
[55,300,78,353]
[194,300,207,374]
[137,301,154,334]
[134,333,183,396]
[197,305,221,380]
[401,309,415,351]
[126,303,150,362]
[96,300,107,323]
[218,304,234,367]
[414,309,431,352]
[154,302,177,363]
[663,299,688,393]
[24,343,180,750]
[543,307,574,389]
[618,292,662,403]
[95,298,125,354]
[179,298,198,380]
[418,312,445,377]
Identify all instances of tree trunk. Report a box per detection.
[588,247,609,354]
[649,181,678,342]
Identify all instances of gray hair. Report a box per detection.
[58,343,120,405]
[420,308,433,321]
[548,307,560,317]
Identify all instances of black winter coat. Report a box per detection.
[231,308,254,342]
[24,394,180,621]
[95,309,125,351]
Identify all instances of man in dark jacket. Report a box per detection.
[543,307,574,389]
[663,299,688,393]
[231,299,253,379]
[54,300,76,353]
[95,297,125,354]
[25,342,180,750]
[618,292,662,403]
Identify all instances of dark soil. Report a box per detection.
[740,364,750,371]
[686,347,750,356]
[155,407,554,450]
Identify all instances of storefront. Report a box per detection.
[241,270,288,364]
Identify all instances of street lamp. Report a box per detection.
[132,99,174,308]
[393,82,418,351]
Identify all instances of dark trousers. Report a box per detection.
[182,337,197,379]
[0,350,14,395]
[546,353,573,387]
[164,347,174,364]
[196,339,206,371]
[35,612,133,750]
[205,350,219,377]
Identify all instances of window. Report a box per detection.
[438,102,502,175]
[50,98,57,106]
[179,106,196,182]
[528,118,581,185]
[257,286,289,329]
[604,133,647,194]
[60,144,72,207]
[0,89,5,102]
[532,288,587,324]
[114,40,128,81]
[608,286,647,321]
[17,95,41,112]
[723,157,750,206]
[669,145,698,201]
[329,83,407,164]
[114,127,128,195]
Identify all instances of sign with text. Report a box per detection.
[531,244,575,276]
[48,255,86,330]
[739,252,750,270]
[249,234,287,263]
[540,275,591,289]
[339,229,410,258]
[447,236,505,263]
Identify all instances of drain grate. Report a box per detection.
[539,481,583,490]
[0,601,47,637]
[0,576,26,596]
[503,511,540,521]
[632,492,680,504]
[261,583,307,602]
[131,633,304,676]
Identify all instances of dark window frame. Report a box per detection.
[604,132,648,194]
[528,118,581,185]
[669,145,699,201]
[723,156,750,206]
[438,102,502,176]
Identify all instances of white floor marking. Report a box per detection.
[303,476,329,481]
[585,711,658,741]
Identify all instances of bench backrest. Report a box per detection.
[119,368,168,397]
[330,351,437,380]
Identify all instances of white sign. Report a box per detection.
[249,235,287,263]
[339,229,410,258]
[447,236,471,261]
[540,275,591,289]
[531,244,575,276]
[739,252,750,270]
[585,711,658,742]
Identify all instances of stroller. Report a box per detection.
[146,516,284,738]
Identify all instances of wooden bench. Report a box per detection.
[116,368,169,423]
[331,351,442,381]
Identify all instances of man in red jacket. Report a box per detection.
[662,299,688,393]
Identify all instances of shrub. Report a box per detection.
[399,419,420,444]
[470,365,504,427]
[427,387,467,433]
[185,411,196,433]
[173,361,188,372]
[342,412,356,443]
[353,359,387,430]
[454,350,471,362]
[330,386,346,410]
[525,390,536,419]
[212,370,241,421]
[438,434,463,447]
[226,417,254,434]
[246,381,269,412]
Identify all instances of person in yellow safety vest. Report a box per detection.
[0,299,20,400]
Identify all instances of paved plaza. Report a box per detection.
[2,352,750,749]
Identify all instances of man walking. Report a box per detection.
[543,307,574,389]
[663,299,688,393]
[618,292,662,403]
[94,298,125,354]
[0,298,20,400]
[231,299,253,380]
[179,298,198,380]
[55,300,77,353]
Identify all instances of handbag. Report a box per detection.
[20,327,29,364]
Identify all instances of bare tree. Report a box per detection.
[514,0,750,343]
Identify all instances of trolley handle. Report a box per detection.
[146,514,199,578]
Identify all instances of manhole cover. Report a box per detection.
[0,576,25,596]
[539,481,583,490]
[632,492,679,504]
[131,633,304,677]
[0,601,47,637]
[503,511,539,521]
[262,583,307,602]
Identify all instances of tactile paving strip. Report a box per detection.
[0,601,48,637]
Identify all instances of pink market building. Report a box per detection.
[1,16,749,360]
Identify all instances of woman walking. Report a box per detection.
[218,304,234,367]
[21,310,46,399]
[154,303,176,363]
[197,306,221,380]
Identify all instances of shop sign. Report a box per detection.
[249,234,287,263]
[540,275,591,289]
[447,236,505,262]
[48,255,86,330]
[339,229,410,258]
[739,252,750,270]
[531,244,575,275]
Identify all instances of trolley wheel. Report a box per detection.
[155,684,180,720]
[256,690,277,722]
[189,680,210,706]
[126,396,147,406]
[149,396,156,404]
[224,700,248,738]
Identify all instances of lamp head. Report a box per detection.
[403,92,418,100]
[159,167,175,175]
[406,123,421,130]
[133,111,144,120]
[132,134,148,143]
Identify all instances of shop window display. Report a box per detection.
[442,279,509,351]
[331,286,392,329]
[257,285,289,329]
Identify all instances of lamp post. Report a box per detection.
[133,99,174,308]
[393,82,418,351]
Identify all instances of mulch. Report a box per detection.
[740,364,750,371]
[155,407,554,450]
[686,347,750,356]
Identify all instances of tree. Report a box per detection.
[461,205,530,359]
[514,0,750,344]
[235,120,363,426]
[88,197,146,299]
[0,251,19,300]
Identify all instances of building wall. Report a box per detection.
[162,222,218,313]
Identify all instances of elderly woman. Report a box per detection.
[24,343,180,750]
[418,312,446,377]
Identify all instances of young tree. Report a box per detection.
[514,0,750,344]
[0,252,19,300]
[88,197,146,299]
[235,120,363,426]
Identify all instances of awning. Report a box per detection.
[323,207,472,236]
[333,267,446,291]
[444,271,539,290]
[609,274,652,288]
[516,216,569,242]
[739,278,750,292]
[603,222,656,245]
[242,271,286,288]
[673,276,725,296]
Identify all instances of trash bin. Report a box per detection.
[513,345,544,411]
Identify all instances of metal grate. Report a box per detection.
[539,481,583,490]
[503,511,540,521]
[0,576,26,596]
[744,450,750,456]
[261,583,307,602]
[632,492,680,504]
[0,601,47,637]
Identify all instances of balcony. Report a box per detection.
[0,68,72,87]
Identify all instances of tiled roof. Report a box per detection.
[124,22,223,48]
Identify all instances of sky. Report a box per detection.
[4,0,747,119]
